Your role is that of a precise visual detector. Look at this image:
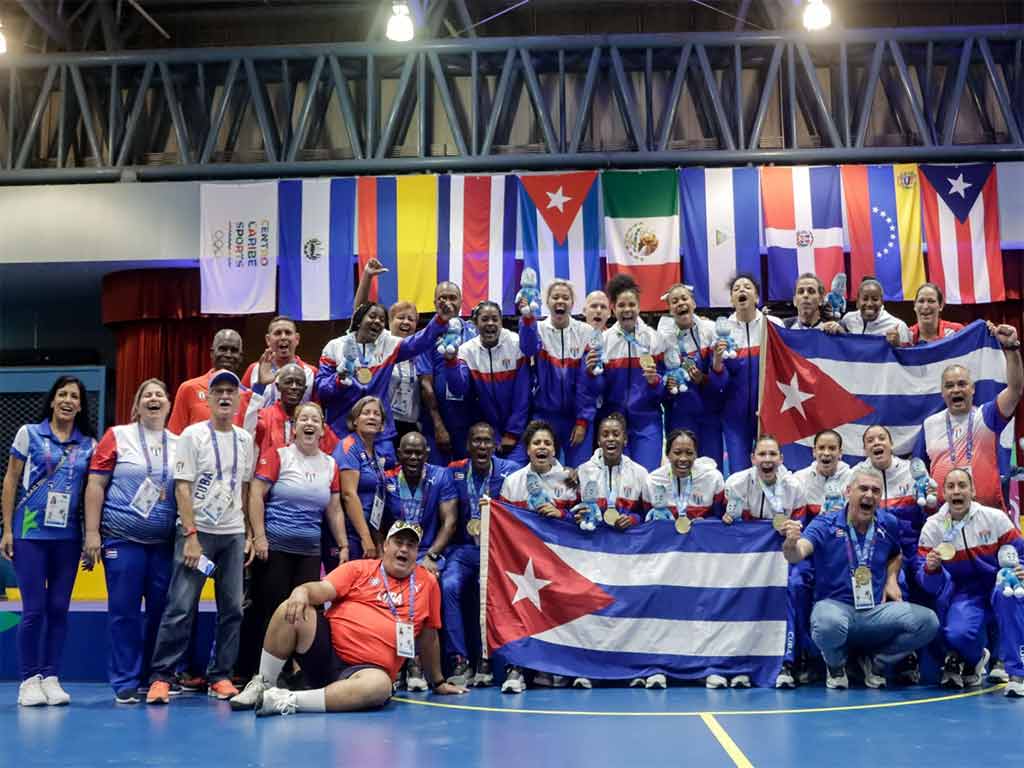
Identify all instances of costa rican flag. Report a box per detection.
[919,163,1004,304]
[278,178,356,320]
[518,171,602,314]
[481,498,788,686]
[761,166,844,301]
[438,175,520,316]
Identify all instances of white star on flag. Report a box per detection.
[506,558,552,611]
[546,186,572,212]
[947,173,972,198]
[776,373,814,418]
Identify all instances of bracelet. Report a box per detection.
[183,527,198,537]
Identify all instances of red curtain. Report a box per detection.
[102,269,220,424]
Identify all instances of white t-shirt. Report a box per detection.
[174,421,256,535]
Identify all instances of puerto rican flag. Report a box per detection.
[438,175,520,316]
[919,163,1004,304]
[518,171,602,315]
[759,321,1014,471]
[481,498,788,686]
[761,166,844,301]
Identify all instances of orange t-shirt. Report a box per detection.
[324,559,441,679]
[167,369,252,435]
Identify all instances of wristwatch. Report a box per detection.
[1005,340,1021,350]
[425,552,447,571]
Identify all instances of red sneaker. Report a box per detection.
[208,679,239,700]
[178,674,207,692]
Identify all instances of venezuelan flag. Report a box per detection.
[840,163,925,301]
[356,175,439,312]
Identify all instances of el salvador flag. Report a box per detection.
[679,167,761,307]
[278,178,356,320]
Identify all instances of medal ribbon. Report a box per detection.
[945,410,974,464]
[618,327,650,356]
[758,478,784,518]
[379,565,415,624]
[137,422,169,490]
[844,519,878,573]
[397,470,426,524]
[466,461,492,521]
[942,504,973,543]
[208,421,239,492]
[673,475,693,517]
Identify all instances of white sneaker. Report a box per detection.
[18,675,47,707]
[826,665,849,689]
[405,662,428,692]
[550,674,569,688]
[1005,675,1024,697]
[230,674,271,711]
[255,687,298,717]
[471,660,493,688]
[705,674,728,689]
[40,676,70,705]
[962,648,991,688]
[729,675,751,688]
[629,677,646,687]
[940,653,964,689]
[501,668,526,694]
[990,660,1009,683]
[571,677,592,689]
[775,663,796,689]
[645,674,667,689]
[856,657,886,689]
[533,672,568,687]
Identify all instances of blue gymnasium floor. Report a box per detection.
[0,682,1016,767]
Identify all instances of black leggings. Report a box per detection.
[236,550,321,678]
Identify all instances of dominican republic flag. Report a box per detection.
[679,167,761,308]
[438,175,520,316]
[840,164,925,301]
[602,170,680,311]
[481,498,788,686]
[759,320,1014,470]
[919,163,1004,304]
[761,166,844,301]
[278,178,356,320]
[518,171,602,315]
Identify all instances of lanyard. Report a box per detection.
[208,422,239,491]
[137,422,169,487]
[361,444,386,497]
[758,478,784,518]
[673,475,693,516]
[397,470,426,524]
[42,436,77,491]
[603,461,622,508]
[380,565,415,624]
[945,410,974,464]
[845,519,878,571]
[466,462,492,519]
[942,507,972,542]
[618,327,650,355]
[356,338,374,369]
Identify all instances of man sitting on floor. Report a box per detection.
[231,521,467,715]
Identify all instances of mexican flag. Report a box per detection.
[602,170,680,311]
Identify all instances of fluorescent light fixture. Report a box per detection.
[386,3,415,42]
[0,20,7,55]
[803,0,832,31]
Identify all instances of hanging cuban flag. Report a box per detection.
[277,178,356,320]
[437,174,520,316]
[481,498,788,686]
[840,164,925,301]
[919,163,1004,304]
[518,171,602,315]
[679,167,761,308]
[761,166,844,301]
[356,175,439,311]
[602,169,680,312]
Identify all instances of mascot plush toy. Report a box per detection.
[663,345,691,395]
[438,318,464,358]
[516,267,542,318]
[714,317,738,360]
[589,327,606,376]
[644,480,675,522]
[826,273,847,320]
[336,334,359,386]
[910,458,938,508]
[997,545,1024,598]
[575,476,603,532]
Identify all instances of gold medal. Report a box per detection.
[936,542,956,561]
[772,514,789,533]
[638,354,656,370]
[854,565,872,586]
[467,518,481,537]
[675,516,692,534]
[356,367,373,385]
[603,508,620,526]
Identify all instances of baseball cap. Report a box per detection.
[209,369,241,389]
[386,520,422,543]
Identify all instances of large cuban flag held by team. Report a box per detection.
[759,320,1014,470]
[480,499,788,687]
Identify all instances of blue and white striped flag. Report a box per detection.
[483,499,788,686]
[679,167,761,307]
[278,178,356,320]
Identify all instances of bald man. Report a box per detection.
[168,329,245,434]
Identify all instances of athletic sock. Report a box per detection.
[293,688,326,713]
[258,651,287,684]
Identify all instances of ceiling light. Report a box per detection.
[803,0,832,31]
[0,20,7,55]
[386,3,415,42]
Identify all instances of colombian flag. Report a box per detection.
[356,175,439,311]
[840,164,925,301]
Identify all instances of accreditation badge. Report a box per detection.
[396,621,416,658]
[130,477,162,519]
[44,491,71,528]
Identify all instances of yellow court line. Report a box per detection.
[391,684,1004,718]
[701,713,754,768]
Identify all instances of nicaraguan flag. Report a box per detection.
[759,320,1013,470]
[679,167,761,308]
[481,498,788,687]
[278,178,356,320]
[518,171,602,314]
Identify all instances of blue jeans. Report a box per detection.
[810,598,939,669]
[148,530,245,684]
